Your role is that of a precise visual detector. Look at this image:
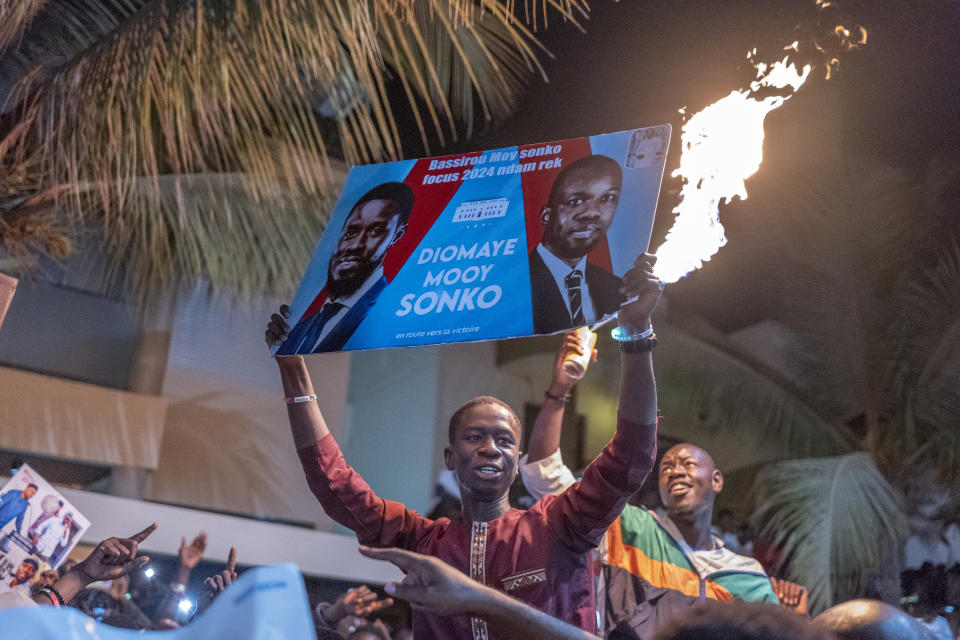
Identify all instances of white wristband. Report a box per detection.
[285,394,317,405]
[610,324,654,342]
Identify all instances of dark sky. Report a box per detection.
[408,0,960,330]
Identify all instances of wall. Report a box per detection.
[0,278,141,389]
[149,285,351,531]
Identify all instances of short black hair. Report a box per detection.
[654,601,833,640]
[25,483,38,491]
[349,181,415,228]
[547,154,622,208]
[21,558,39,570]
[448,396,521,444]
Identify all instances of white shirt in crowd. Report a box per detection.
[35,517,69,557]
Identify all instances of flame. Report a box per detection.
[652,55,812,283]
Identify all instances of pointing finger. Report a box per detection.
[130,523,158,543]
[359,546,413,573]
[226,546,237,573]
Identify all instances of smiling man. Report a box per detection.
[521,433,780,639]
[529,154,626,334]
[266,254,663,640]
[278,181,414,354]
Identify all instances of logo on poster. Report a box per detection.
[452,198,509,223]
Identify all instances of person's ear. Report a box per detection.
[539,206,552,226]
[390,222,407,246]
[443,447,455,471]
[713,469,724,494]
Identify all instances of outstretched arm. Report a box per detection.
[267,306,331,449]
[539,255,662,552]
[525,332,596,464]
[34,523,157,606]
[266,307,430,548]
[360,546,598,640]
[616,253,661,426]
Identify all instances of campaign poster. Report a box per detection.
[278,125,670,355]
[0,464,91,596]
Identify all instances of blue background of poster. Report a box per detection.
[279,125,670,354]
[284,159,417,325]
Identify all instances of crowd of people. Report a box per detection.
[1,252,956,638]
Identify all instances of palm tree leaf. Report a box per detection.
[894,238,960,474]
[3,0,589,299]
[753,453,906,613]
[654,315,858,458]
[767,156,924,431]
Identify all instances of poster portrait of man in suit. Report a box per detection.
[279,182,414,354]
[528,155,625,334]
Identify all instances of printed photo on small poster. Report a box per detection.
[0,464,91,596]
[278,124,671,355]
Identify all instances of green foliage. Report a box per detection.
[0,0,589,300]
[654,318,856,459]
[753,453,906,613]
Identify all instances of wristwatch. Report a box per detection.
[618,334,657,353]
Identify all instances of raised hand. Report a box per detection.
[771,577,809,614]
[359,546,480,616]
[265,305,291,350]
[551,330,598,389]
[203,546,238,596]
[76,523,157,583]
[179,532,207,570]
[341,584,394,617]
[618,252,663,332]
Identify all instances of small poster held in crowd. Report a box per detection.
[0,464,90,595]
[278,125,671,355]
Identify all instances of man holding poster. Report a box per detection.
[278,182,414,354]
[529,154,626,334]
[266,253,663,640]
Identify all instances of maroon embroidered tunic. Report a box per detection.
[298,415,656,640]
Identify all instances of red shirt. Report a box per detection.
[298,415,656,640]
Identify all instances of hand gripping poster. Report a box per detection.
[0,465,90,595]
[278,125,670,355]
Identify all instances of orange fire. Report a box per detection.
[652,12,866,284]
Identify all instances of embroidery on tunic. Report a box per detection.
[470,521,489,640]
[501,567,547,592]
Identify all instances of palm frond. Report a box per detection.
[753,453,906,613]
[653,315,858,458]
[3,0,589,299]
[0,0,141,89]
[100,169,346,300]
[894,238,960,475]
[768,156,924,431]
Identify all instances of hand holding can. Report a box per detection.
[562,326,597,380]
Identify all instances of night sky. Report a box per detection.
[405,0,960,330]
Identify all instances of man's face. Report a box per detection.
[444,403,521,503]
[22,486,36,499]
[327,199,402,299]
[14,561,36,583]
[540,167,621,260]
[658,445,722,519]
